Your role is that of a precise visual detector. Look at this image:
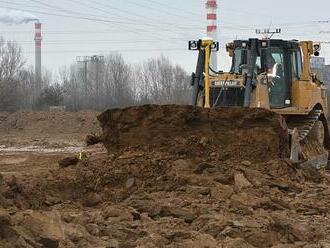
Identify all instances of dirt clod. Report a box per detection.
[83,193,102,207]
[125,178,136,189]
[234,172,253,191]
[86,134,102,146]
[58,157,79,168]
[241,160,252,166]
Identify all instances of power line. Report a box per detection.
[124,0,201,23]
[3,2,326,34]
[18,48,188,54]
[9,38,190,45]
[0,5,186,41]
[124,0,285,30]
[0,2,260,34]
[5,1,198,41]
[0,3,193,30]
[0,29,201,34]
[86,0,201,29]
[0,0,52,10]
[65,0,201,38]
[140,0,201,16]
[0,6,147,26]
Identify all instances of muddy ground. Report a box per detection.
[0,106,330,248]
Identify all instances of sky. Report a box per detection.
[1,0,330,75]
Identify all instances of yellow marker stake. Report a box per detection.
[79,150,87,160]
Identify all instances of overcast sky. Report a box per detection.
[1,0,330,75]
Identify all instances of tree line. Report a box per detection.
[0,37,192,112]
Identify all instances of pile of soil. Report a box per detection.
[0,105,330,247]
[98,105,289,160]
[0,111,100,147]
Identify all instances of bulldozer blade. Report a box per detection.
[97,105,290,161]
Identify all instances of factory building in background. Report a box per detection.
[310,56,330,86]
[311,56,326,82]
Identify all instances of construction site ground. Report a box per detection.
[0,106,330,248]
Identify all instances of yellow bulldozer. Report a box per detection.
[189,38,330,168]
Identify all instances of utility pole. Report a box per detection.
[91,55,104,110]
[256,28,281,39]
[76,55,104,109]
[76,56,91,99]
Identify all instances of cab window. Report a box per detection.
[291,51,298,80]
[231,48,247,73]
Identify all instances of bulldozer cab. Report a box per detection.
[230,39,302,108]
[190,38,325,113]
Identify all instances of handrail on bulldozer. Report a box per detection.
[202,39,213,109]
[188,38,219,109]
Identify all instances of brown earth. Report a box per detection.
[1,105,330,248]
[0,111,100,147]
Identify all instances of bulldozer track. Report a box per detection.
[287,109,329,168]
[287,109,323,142]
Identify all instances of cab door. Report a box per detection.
[269,48,292,108]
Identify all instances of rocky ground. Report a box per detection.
[0,105,330,248]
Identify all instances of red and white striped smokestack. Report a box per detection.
[206,0,218,70]
[34,22,42,86]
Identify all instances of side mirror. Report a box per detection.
[210,42,220,52]
[188,40,201,50]
[313,43,321,56]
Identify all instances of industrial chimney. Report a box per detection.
[34,22,42,87]
[206,0,218,71]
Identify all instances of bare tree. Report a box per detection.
[0,37,25,81]
[60,65,83,111]
[59,53,190,111]
[136,55,191,104]
[102,53,135,108]
[0,34,191,112]
[0,79,22,111]
[0,37,25,111]
[18,66,35,109]
[35,83,65,109]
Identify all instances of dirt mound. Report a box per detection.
[0,105,330,247]
[0,111,100,147]
[98,105,289,161]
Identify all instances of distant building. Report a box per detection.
[311,57,326,69]
[311,57,326,82]
[323,65,330,85]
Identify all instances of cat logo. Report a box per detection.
[212,80,241,87]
